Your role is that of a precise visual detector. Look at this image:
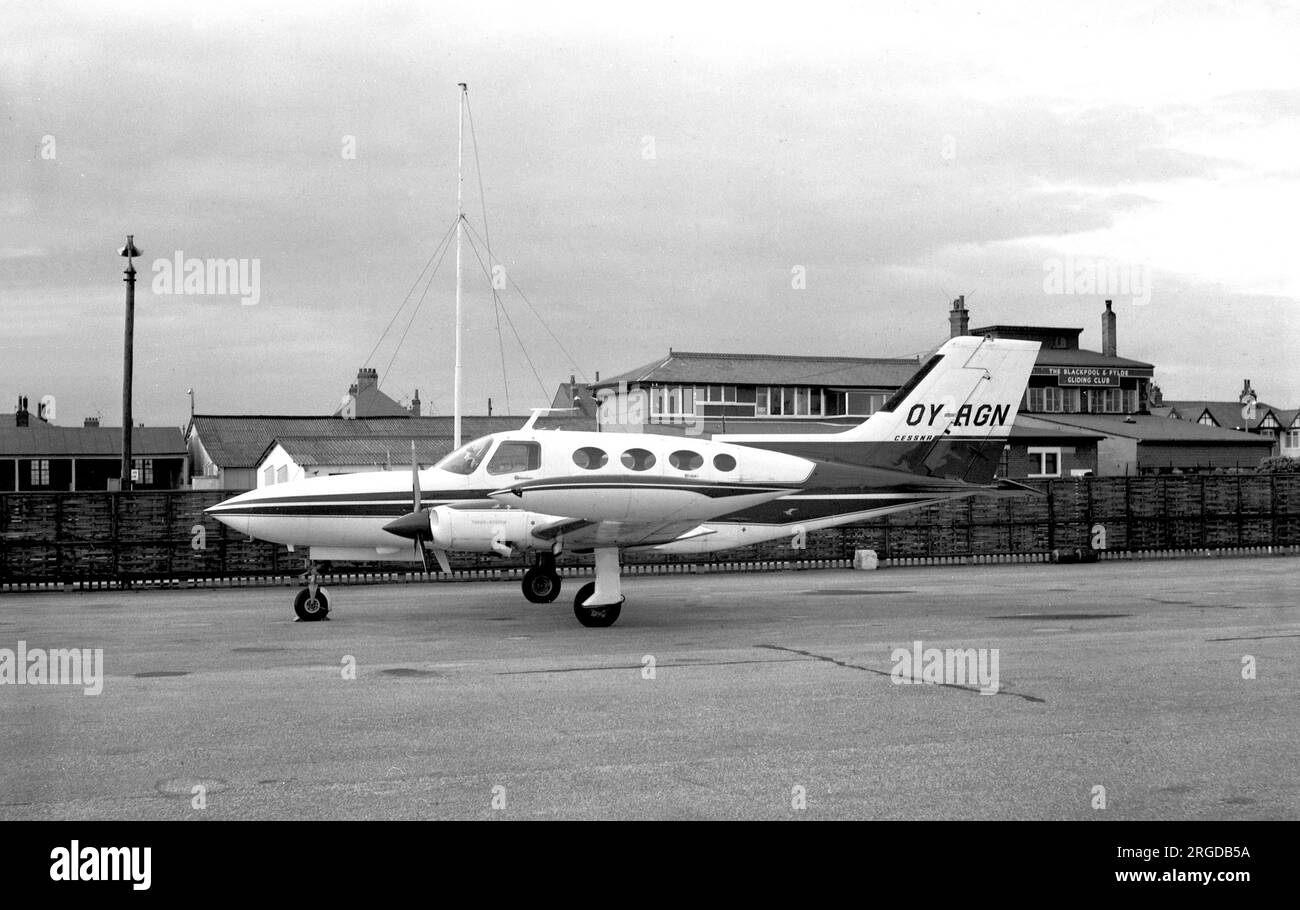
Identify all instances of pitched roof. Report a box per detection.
[594,351,922,389]
[264,435,456,468]
[1160,400,1283,432]
[341,385,411,418]
[1034,413,1278,445]
[0,425,186,458]
[1007,415,1105,440]
[1032,347,1154,370]
[188,414,596,469]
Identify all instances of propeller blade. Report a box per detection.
[432,548,452,574]
[415,540,429,574]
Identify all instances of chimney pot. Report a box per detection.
[948,295,970,338]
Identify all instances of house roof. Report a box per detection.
[971,325,1085,337]
[188,414,596,469]
[1269,408,1300,429]
[594,351,922,389]
[1007,416,1105,441]
[1031,347,1154,370]
[1159,400,1284,432]
[336,385,411,418]
[1033,413,1278,446]
[0,425,186,458]
[262,435,456,468]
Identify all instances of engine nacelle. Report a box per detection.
[428,505,550,556]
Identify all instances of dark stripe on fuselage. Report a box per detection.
[210,488,498,508]
[508,481,795,498]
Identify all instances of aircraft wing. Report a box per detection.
[540,518,713,551]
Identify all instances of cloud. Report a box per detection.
[2,0,1297,424]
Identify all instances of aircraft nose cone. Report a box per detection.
[383,510,429,540]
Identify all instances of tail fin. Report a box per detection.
[838,335,1039,443]
[718,335,1040,485]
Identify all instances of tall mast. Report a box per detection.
[453,82,467,449]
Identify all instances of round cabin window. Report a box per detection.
[572,447,609,470]
[713,453,737,472]
[669,450,704,471]
[620,448,656,471]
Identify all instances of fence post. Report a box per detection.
[110,491,120,585]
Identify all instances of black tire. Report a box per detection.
[522,567,562,604]
[572,582,622,628]
[294,587,330,622]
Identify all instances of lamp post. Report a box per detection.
[118,235,140,491]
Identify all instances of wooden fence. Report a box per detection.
[2,474,1298,587]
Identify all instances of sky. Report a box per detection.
[3,0,1299,427]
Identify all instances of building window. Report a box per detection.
[845,391,886,416]
[135,459,154,485]
[1283,429,1300,449]
[1026,387,1064,412]
[648,385,696,421]
[264,466,276,485]
[31,459,50,487]
[761,386,824,417]
[698,385,737,404]
[1026,447,1061,478]
[1198,413,1216,426]
[276,465,287,483]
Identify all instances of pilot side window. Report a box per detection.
[435,438,493,475]
[487,441,541,475]
[572,447,609,470]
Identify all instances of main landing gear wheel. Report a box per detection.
[522,567,562,604]
[572,582,623,628]
[294,587,330,622]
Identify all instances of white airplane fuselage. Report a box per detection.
[206,430,819,560]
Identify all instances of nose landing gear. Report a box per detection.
[293,560,330,621]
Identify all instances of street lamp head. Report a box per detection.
[118,235,141,258]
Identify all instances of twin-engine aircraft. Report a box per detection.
[207,334,1039,626]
